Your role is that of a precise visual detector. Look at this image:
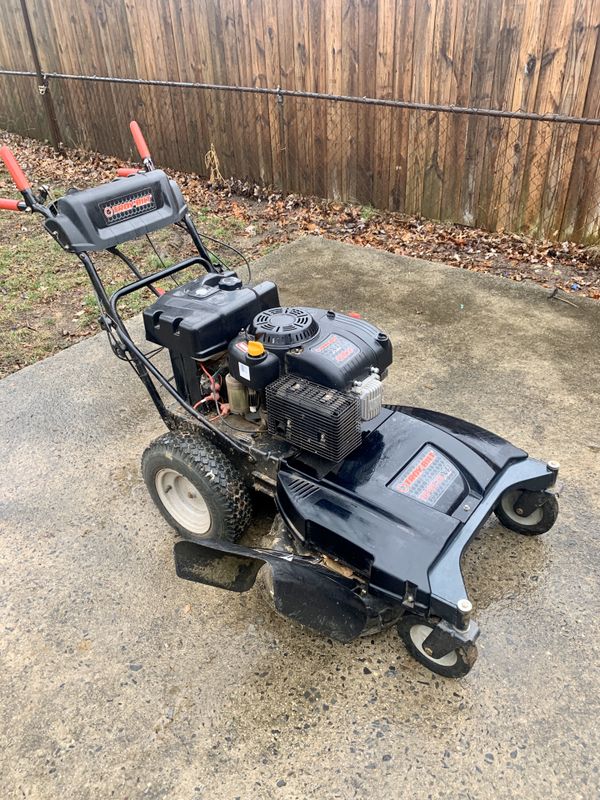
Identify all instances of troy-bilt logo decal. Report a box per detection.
[104,193,153,218]
[311,334,359,364]
[100,189,156,224]
[390,446,460,508]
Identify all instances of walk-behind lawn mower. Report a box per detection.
[0,123,561,678]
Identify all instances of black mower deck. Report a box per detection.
[174,404,558,644]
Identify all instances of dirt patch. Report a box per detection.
[1,129,598,378]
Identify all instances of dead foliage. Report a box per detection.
[0,130,598,377]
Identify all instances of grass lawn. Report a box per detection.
[0,192,251,377]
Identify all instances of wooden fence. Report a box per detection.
[0,0,599,241]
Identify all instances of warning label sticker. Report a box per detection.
[310,334,358,364]
[239,362,250,380]
[389,446,460,507]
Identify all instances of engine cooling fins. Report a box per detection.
[266,374,362,461]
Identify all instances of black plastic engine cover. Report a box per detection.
[251,307,393,391]
[143,273,279,359]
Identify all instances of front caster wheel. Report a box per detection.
[142,432,252,542]
[397,615,478,678]
[495,489,558,535]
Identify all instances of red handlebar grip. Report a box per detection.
[0,198,22,211]
[129,121,151,161]
[0,146,30,191]
[117,167,140,177]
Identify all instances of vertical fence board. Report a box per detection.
[406,0,437,215]
[184,0,220,175]
[340,0,359,202]
[239,0,273,184]
[541,0,600,237]
[290,0,314,196]
[0,4,35,138]
[440,0,477,222]
[388,0,416,212]
[497,0,551,232]
[223,0,255,180]
[261,0,283,188]
[518,0,574,234]
[276,0,300,193]
[460,0,504,227]
[422,0,458,221]
[308,0,327,198]
[325,0,343,201]
[372,0,397,209]
[480,0,526,231]
[49,1,98,150]
[561,29,600,241]
[0,1,49,140]
[355,0,378,204]
[163,0,204,174]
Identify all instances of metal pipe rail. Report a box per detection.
[1,67,599,126]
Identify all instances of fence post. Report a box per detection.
[276,86,288,196]
[19,0,62,150]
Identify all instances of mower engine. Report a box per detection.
[143,273,392,461]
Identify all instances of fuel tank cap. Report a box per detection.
[218,275,243,291]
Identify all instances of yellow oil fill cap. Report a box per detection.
[247,340,265,357]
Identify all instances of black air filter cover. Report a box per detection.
[251,307,320,348]
[266,374,362,462]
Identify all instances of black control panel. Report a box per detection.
[44,170,187,253]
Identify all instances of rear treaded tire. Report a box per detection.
[142,431,252,542]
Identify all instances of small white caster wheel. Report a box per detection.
[397,615,478,678]
[495,489,558,535]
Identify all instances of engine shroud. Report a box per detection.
[250,307,392,391]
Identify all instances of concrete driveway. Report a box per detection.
[1,237,598,800]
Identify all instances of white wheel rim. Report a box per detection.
[501,489,543,526]
[409,624,458,667]
[155,468,211,535]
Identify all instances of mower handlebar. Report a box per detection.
[129,121,151,162]
[0,197,26,211]
[117,167,141,177]
[0,146,31,191]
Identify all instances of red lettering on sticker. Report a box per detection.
[104,193,153,219]
[418,472,446,501]
[395,450,436,493]
[336,347,354,362]
[315,335,337,352]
